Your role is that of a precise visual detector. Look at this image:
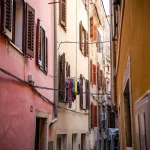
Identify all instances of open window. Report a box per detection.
[36,19,48,73]
[79,21,88,56]
[1,0,35,57]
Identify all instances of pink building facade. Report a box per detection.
[0,0,54,149]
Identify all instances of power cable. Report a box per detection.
[0,68,54,105]
[57,41,110,50]
[100,0,110,27]
[58,106,88,115]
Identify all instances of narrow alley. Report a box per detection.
[0,0,149,150]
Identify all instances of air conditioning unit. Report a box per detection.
[101,113,106,121]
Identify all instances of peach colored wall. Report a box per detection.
[0,0,54,149]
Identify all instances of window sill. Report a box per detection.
[8,41,24,55]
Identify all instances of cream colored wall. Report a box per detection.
[51,0,90,150]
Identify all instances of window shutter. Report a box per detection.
[1,0,13,40]
[66,62,70,77]
[84,30,86,56]
[86,32,88,56]
[93,25,97,42]
[91,103,95,127]
[90,17,94,38]
[45,36,48,72]
[25,3,35,58]
[86,80,90,109]
[108,112,115,128]
[90,59,92,83]
[97,63,100,87]
[80,74,83,109]
[59,0,66,27]
[94,105,98,127]
[79,21,82,51]
[59,53,66,99]
[93,65,96,85]
[100,69,103,86]
[92,64,94,84]
[68,64,70,77]
[36,19,42,66]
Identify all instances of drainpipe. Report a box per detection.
[88,0,91,131]
[50,0,58,126]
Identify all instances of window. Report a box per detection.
[91,103,98,127]
[0,0,35,57]
[80,74,90,110]
[36,19,48,73]
[59,53,71,102]
[93,25,97,42]
[34,117,47,150]
[59,0,66,29]
[92,64,96,85]
[57,134,67,150]
[90,17,94,38]
[79,21,88,56]
[90,59,92,82]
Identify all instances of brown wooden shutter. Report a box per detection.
[90,17,94,38]
[92,64,94,84]
[93,25,97,42]
[36,19,41,66]
[93,65,96,85]
[90,59,92,83]
[97,63,100,87]
[84,29,86,56]
[1,0,13,40]
[91,103,94,127]
[45,36,48,72]
[25,3,35,57]
[80,74,83,109]
[86,80,90,109]
[94,105,98,127]
[68,64,70,77]
[100,69,103,86]
[79,21,82,51]
[59,53,66,99]
[66,62,70,77]
[86,32,88,56]
[59,0,66,27]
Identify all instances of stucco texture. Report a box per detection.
[116,0,150,149]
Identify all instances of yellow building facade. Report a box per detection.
[110,0,150,149]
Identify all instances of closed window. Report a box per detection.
[36,19,48,73]
[0,0,35,57]
[80,75,90,110]
[91,103,98,127]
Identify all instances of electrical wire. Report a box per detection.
[58,106,88,115]
[34,85,110,95]
[0,68,54,105]
[57,41,110,50]
[100,0,110,27]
